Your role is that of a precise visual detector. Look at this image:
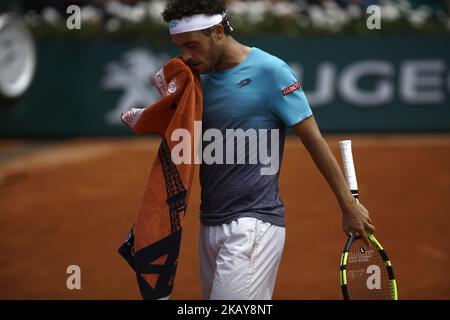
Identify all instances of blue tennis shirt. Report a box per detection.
[199,47,312,227]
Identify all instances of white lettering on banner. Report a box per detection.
[310,63,336,107]
[171,122,280,176]
[290,63,335,107]
[400,60,446,104]
[339,61,394,106]
[290,59,449,107]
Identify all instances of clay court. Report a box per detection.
[0,134,449,299]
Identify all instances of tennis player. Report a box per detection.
[162,0,375,300]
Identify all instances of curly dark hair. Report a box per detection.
[162,0,232,35]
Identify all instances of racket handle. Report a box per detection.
[338,140,359,199]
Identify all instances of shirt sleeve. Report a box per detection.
[268,63,313,127]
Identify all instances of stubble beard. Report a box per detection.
[207,39,225,73]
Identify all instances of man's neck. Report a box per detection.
[214,38,252,71]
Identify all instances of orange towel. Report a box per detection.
[118,57,202,299]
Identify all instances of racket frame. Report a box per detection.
[338,140,398,300]
[340,232,398,300]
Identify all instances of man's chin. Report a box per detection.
[191,64,211,74]
[188,63,211,74]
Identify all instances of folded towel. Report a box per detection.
[118,57,202,299]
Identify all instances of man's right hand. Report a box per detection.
[341,200,375,246]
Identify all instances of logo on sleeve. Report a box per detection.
[282,82,301,95]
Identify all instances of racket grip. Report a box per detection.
[338,140,359,199]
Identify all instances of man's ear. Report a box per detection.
[212,24,225,39]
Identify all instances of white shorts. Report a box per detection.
[199,217,285,300]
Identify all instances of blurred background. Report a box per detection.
[0,0,449,300]
[0,0,449,134]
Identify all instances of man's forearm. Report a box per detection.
[293,117,355,209]
[302,135,355,208]
[293,116,374,242]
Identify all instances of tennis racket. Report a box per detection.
[338,140,398,300]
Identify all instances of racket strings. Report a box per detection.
[346,239,392,300]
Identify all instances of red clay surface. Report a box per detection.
[0,135,449,299]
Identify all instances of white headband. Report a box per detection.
[169,13,223,35]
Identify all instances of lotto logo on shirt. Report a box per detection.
[282,82,301,96]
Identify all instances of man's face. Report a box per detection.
[171,28,224,74]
